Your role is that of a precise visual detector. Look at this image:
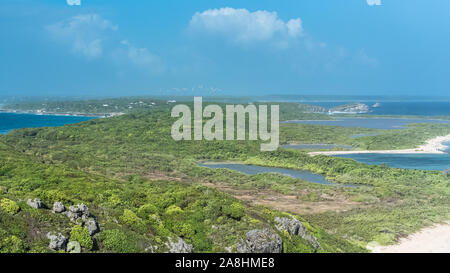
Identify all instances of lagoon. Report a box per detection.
[198,162,356,187]
[282,144,353,150]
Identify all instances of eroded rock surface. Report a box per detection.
[236,228,283,253]
[274,216,320,249]
[27,198,43,209]
[165,237,193,253]
[46,232,67,251]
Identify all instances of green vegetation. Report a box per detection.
[281,123,450,150]
[0,198,20,215]
[70,226,93,250]
[1,99,449,253]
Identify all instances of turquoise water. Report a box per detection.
[198,162,356,187]
[282,144,352,150]
[335,153,450,171]
[350,133,379,139]
[0,113,94,134]
[444,142,450,152]
[283,117,450,129]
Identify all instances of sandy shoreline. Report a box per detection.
[368,221,450,253]
[309,134,450,156]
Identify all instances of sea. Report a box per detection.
[0,112,94,135]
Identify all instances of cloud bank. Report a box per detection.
[189,7,303,47]
[46,14,117,58]
[66,0,81,6]
[366,0,382,6]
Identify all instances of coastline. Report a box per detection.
[368,221,450,253]
[309,134,450,156]
[0,109,124,118]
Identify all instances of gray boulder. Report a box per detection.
[27,198,43,209]
[236,228,282,253]
[65,204,90,222]
[165,237,193,253]
[46,232,68,251]
[52,202,65,213]
[66,241,81,253]
[85,218,99,235]
[274,216,320,249]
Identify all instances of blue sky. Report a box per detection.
[1,0,449,97]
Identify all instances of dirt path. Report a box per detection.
[369,221,450,253]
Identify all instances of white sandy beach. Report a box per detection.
[309,134,450,156]
[369,221,450,253]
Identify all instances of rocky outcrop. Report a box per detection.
[165,237,193,253]
[274,217,320,249]
[66,241,81,253]
[329,103,370,114]
[62,203,91,226]
[46,232,68,251]
[61,203,100,235]
[85,218,99,236]
[236,228,283,253]
[27,198,43,209]
[64,203,90,222]
[52,202,65,213]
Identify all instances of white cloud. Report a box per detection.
[354,49,379,67]
[189,7,303,46]
[114,40,165,73]
[46,14,117,58]
[120,40,160,66]
[67,0,81,6]
[366,0,382,6]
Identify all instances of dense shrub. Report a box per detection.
[0,235,26,253]
[99,229,137,253]
[119,209,145,232]
[222,202,245,220]
[0,199,20,215]
[70,225,93,250]
[165,205,183,216]
[137,203,158,219]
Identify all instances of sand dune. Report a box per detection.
[369,221,450,253]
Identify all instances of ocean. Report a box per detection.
[0,113,94,135]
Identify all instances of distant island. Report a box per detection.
[328,103,371,114]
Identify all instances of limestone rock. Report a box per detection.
[274,216,320,249]
[46,232,68,251]
[52,202,65,213]
[65,203,90,222]
[66,241,81,253]
[85,218,99,235]
[236,228,282,253]
[165,237,193,253]
[27,198,43,209]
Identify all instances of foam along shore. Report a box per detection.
[368,221,450,253]
[309,134,450,156]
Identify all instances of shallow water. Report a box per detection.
[282,144,353,150]
[350,133,379,138]
[283,117,450,129]
[444,141,450,152]
[335,153,450,171]
[0,113,94,134]
[198,162,356,187]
